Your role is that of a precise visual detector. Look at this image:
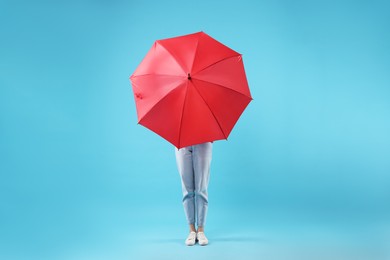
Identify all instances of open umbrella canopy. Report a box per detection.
[130,31,252,149]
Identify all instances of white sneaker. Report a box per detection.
[197,232,208,246]
[185,231,196,246]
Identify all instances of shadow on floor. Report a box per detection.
[145,235,270,245]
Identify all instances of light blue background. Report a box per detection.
[1,0,389,259]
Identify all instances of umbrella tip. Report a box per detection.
[187,73,191,80]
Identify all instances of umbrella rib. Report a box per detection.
[136,81,186,124]
[189,34,201,73]
[191,82,228,140]
[156,41,187,75]
[193,78,253,100]
[177,81,189,148]
[192,54,241,75]
[130,73,185,79]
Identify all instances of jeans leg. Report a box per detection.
[175,146,195,225]
[193,142,212,227]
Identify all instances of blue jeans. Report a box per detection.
[175,142,212,227]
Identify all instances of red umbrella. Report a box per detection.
[130,31,252,149]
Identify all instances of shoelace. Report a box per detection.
[197,232,206,239]
[187,233,196,239]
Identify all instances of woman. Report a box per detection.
[175,142,212,246]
